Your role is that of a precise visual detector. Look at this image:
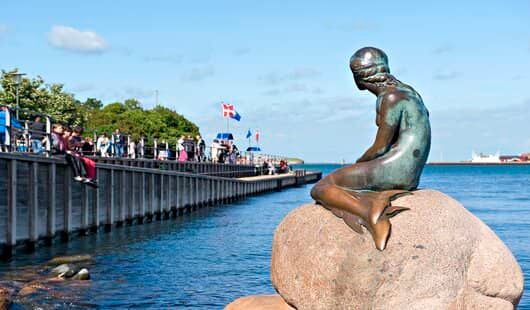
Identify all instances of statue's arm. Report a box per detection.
[356,100,401,163]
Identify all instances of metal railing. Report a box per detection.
[0,105,52,156]
[0,105,290,167]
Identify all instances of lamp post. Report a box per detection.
[11,72,26,119]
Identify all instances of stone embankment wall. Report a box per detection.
[0,153,321,258]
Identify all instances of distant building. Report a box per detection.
[520,153,530,162]
[499,155,521,163]
[471,151,530,163]
[471,151,501,163]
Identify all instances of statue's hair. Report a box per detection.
[354,65,398,88]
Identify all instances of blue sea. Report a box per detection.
[0,164,528,309]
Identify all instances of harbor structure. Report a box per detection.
[0,152,321,259]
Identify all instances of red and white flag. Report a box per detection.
[222,102,241,121]
[255,130,260,143]
[222,103,234,117]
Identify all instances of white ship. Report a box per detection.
[471,151,501,163]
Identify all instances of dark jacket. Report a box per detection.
[51,132,67,154]
[112,134,124,145]
[30,121,46,139]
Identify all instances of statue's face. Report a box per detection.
[353,74,366,90]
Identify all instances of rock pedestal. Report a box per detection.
[225,295,293,310]
[270,189,524,309]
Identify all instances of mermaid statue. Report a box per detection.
[311,47,431,250]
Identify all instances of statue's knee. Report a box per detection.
[310,184,324,201]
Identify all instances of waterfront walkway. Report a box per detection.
[0,152,321,258]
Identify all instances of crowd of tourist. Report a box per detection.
[1,105,291,184]
[211,138,240,164]
[1,108,215,163]
[261,159,291,175]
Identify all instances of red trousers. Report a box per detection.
[80,156,97,179]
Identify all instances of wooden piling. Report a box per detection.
[28,162,38,249]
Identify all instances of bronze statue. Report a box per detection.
[311,47,431,250]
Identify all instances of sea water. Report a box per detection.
[0,164,528,309]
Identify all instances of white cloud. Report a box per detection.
[48,25,108,54]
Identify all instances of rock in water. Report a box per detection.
[46,254,93,266]
[72,268,90,280]
[50,264,78,278]
[0,286,13,309]
[225,295,294,310]
[271,189,524,309]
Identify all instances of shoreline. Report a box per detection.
[427,162,530,166]
[299,162,530,166]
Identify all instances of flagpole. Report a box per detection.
[226,117,229,133]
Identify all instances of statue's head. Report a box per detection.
[350,47,390,90]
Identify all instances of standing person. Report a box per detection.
[228,146,237,164]
[112,129,125,157]
[261,160,269,176]
[0,106,6,152]
[184,135,196,161]
[196,135,206,162]
[178,143,188,162]
[96,133,109,157]
[82,137,94,156]
[30,116,46,154]
[211,139,221,163]
[0,106,23,152]
[267,160,276,175]
[232,143,239,161]
[106,134,113,157]
[128,139,136,159]
[177,135,185,159]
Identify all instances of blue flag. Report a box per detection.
[231,111,241,121]
[246,129,252,139]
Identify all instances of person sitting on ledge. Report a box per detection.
[52,123,98,188]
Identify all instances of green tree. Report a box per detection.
[1,70,201,141]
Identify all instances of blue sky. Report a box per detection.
[1,0,529,162]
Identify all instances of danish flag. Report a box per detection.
[222,102,241,121]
